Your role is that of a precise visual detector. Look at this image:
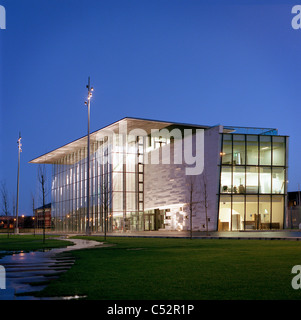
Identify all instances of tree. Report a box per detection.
[187,175,198,240]
[38,165,47,244]
[102,178,109,241]
[187,173,210,238]
[1,181,10,238]
[200,174,209,235]
[31,192,36,236]
[101,166,113,241]
[12,194,16,220]
[98,144,117,241]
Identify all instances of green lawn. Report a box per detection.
[34,237,301,300]
[0,234,72,255]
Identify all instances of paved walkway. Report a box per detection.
[0,237,103,300]
[72,230,301,240]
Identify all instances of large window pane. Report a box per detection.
[259,195,271,229]
[218,195,231,231]
[126,173,136,192]
[220,166,232,193]
[260,136,271,165]
[126,154,136,172]
[272,168,285,194]
[112,172,123,191]
[232,196,245,230]
[127,138,137,154]
[113,191,123,211]
[112,152,123,172]
[233,167,245,194]
[113,212,124,231]
[126,192,136,211]
[272,195,284,229]
[246,135,258,165]
[272,136,285,166]
[259,167,271,194]
[246,195,258,229]
[222,134,232,165]
[246,167,258,194]
[233,135,245,165]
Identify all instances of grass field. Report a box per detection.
[33,237,301,300]
[0,234,72,255]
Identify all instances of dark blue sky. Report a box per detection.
[0,0,300,215]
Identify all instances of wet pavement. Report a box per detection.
[0,238,102,300]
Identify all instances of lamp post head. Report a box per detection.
[84,78,93,106]
[17,135,22,152]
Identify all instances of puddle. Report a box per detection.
[0,238,101,300]
[60,295,87,300]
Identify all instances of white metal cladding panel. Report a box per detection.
[144,126,222,231]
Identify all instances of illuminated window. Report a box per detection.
[222,134,232,164]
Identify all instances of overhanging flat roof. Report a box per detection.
[29,117,283,165]
[223,126,278,135]
[29,117,209,164]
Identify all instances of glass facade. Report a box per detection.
[51,133,144,232]
[218,134,287,231]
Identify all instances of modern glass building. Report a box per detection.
[29,117,288,233]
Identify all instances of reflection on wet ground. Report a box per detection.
[0,238,102,300]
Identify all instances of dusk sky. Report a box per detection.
[0,0,300,215]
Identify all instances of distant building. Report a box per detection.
[0,216,15,229]
[288,191,301,207]
[288,191,301,229]
[34,203,52,228]
[0,215,35,229]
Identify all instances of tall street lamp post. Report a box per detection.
[15,132,22,234]
[32,217,35,236]
[85,77,93,235]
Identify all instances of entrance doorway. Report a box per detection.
[144,209,165,231]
